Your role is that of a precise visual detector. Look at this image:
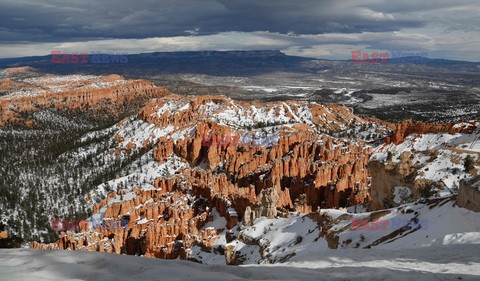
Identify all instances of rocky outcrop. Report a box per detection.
[242,188,279,226]
[368,151,442,210]
[242,206,256,227]
[0,74,172,126]
[256,188,279,219]
[308,211,342,249]
[224,244,245,265]
[385,120,476,145]
[457,177,480,212]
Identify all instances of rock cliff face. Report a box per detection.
[368,151,443,210]
[31,91,385,259]
[385,120,476,145]
[0,73,171,126]
[457,177,480,212]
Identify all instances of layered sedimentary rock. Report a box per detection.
[31,85,389,260]
[0,72,171,126]
[385,120,476,145]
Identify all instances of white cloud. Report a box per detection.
[0,28,479,62]
[1,0,480,61]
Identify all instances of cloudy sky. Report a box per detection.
[1,0,479,61]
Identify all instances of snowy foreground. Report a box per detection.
[3,198,480,280]
[1,246,480,281]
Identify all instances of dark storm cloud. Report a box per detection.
[0,0,426,43]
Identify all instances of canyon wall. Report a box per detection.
[385,119,476,145]
[0,72,171,126]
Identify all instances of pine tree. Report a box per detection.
[464,155,475,173]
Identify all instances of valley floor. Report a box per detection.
[1,246,479,281]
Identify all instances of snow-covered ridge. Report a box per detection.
[140,95,392,143]
[1,74,127,100]
[197,196,480,265]
[149,98,317,129]
[176,194,480,281]
[114,117,175,150]
[374,126,480,161]
[108,94,392,159]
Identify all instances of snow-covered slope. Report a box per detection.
[368,123,480,209]
[372,127,480,192]
[192,196,480,267]
[4,195,480,280]
[2,245,480,281]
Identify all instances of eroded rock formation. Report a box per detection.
[242,188,279,226]
[385,120,476,145]
[29,79,387,260]
[368,151,442,210]
[457,177,480,212]
[257,188,279,219]
[0,73,171,126]
[369,120,480,210]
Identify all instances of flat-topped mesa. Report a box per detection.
[2,66,36,75]
[0,74,172,126]
[386,119,477,145]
